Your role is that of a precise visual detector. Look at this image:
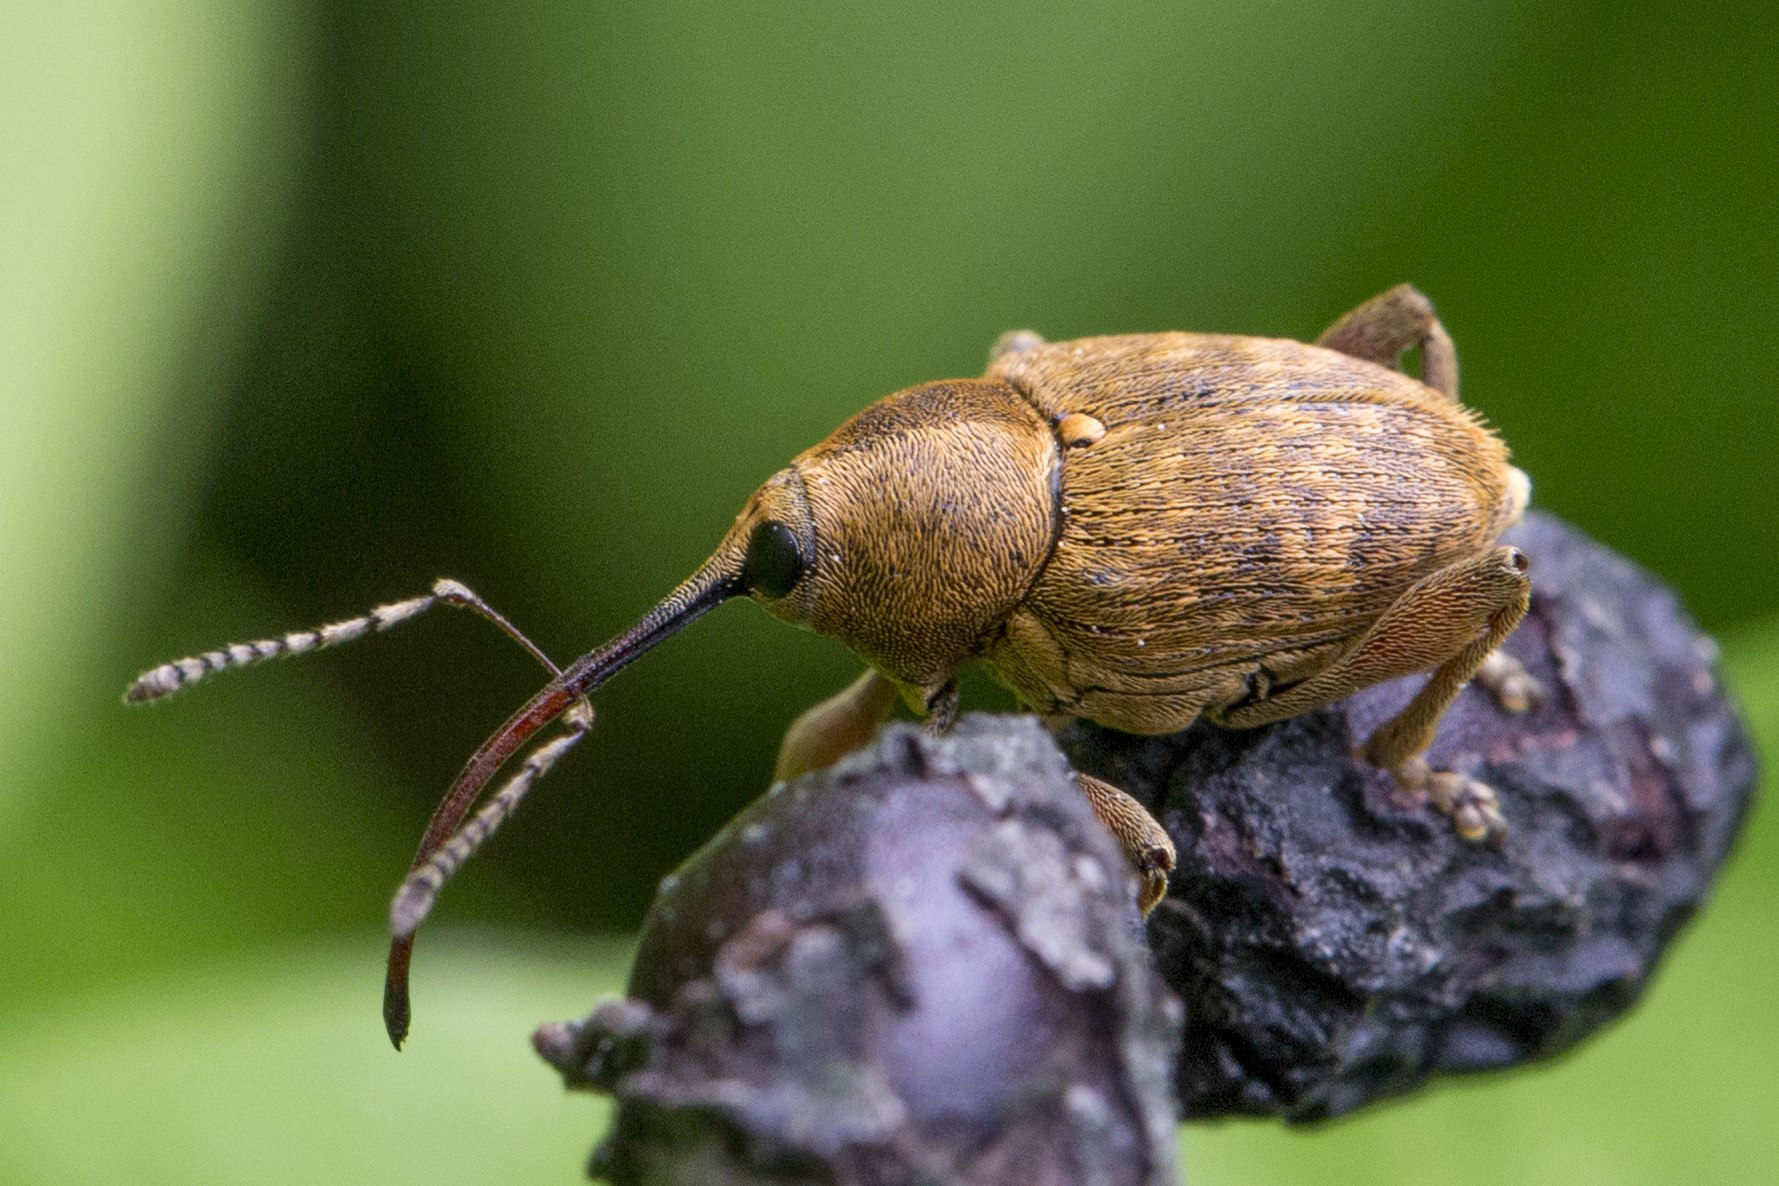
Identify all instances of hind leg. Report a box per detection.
[1317,283,1460,401]
[1477,648,1543,714]
[1211,546,1531,841]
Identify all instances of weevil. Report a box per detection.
[128,284,1539,1048]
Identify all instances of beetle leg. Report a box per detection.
[1316,283,1460,402]
[988,328,1045,365]
[1476,649,1544,714]
[1389,755,1506,843]
[1358,553,1528,767]
[1209,546,1530,841]
[1074,771,1175,914]
[772,667,901,782]
[922,680,961,734]
[1210,547,1530,729]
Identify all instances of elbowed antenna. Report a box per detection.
[382,551,745,1049]
[126,594,438,703]
[124,578,570,704]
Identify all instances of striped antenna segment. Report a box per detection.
[125,591,443,704]
[389,703,594,939]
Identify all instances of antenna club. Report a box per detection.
[121,593,441,706]
[371,595,435,628]
[125,664,183,703]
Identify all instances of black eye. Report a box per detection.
[743,520,807,599]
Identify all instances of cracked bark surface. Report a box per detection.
[538,511,1755,1177]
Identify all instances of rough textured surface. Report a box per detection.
[537,717,1183,1186]
[1061,511,1758,1121]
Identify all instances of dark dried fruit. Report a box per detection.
[539,718,1182,1186]
[1063,511,1757,1120]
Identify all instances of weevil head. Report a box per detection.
[716,379,1059,709]
[376,380,1055,1043]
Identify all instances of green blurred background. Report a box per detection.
[2,2,1774,1182]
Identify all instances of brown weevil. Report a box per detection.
[128,284,1538,1048]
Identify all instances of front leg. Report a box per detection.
[782,669,1171,914]
[773,669,963,782]
[1074,771,1175,914]
[922,679,960,734]
[773,668,901,782]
